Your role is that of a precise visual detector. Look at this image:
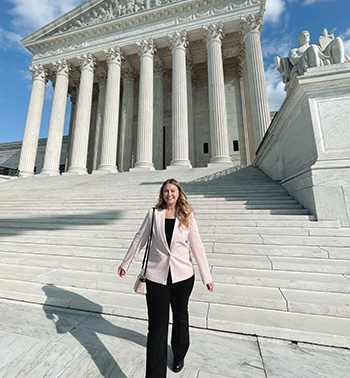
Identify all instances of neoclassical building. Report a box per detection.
[19,0,270,177]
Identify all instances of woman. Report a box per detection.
[118,178,214,377]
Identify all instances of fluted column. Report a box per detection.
[186,55,196,167]
[153,60,165,170]
[238,48,252,165]
[68,53,97,174]
[98,47,123,172]
[18,65,48,177]
[241,14,271,151]
[92,74,107,171]
[133,38,156,170]
[169,30,191,168]
[204,23,231,165]
[118,67,136,172]
[41,60,71,176]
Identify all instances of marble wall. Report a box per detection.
[255,64,350,226]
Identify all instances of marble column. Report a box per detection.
[41,60,71,176]
[169,30,191,168]
[18,65,48,177]
[238,48,252,165]
[241,14,271,151]
[68,53,97,174]
[186,55,196,167]
[65,80,79,171]
[92,74,107,171]
[204,23,231,165]
[98,47,123,172]
[118,67,136,172]
[153,60,165,170]
[87,88,99,173]
[133,38,156,170]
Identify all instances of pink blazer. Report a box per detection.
[120,208,212,285]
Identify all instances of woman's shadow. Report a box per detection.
[42,284,147,378]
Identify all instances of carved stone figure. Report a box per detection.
[275,29,349,91]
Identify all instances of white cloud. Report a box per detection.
[265,64,286,111]
[264,0,286,25]
[262,35,294,59]
[303,0,334,5]
[8,0,85,36]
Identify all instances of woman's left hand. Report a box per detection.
[206,282,214,292]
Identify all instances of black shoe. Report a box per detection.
[173,360,184,373]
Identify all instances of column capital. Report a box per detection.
[186,54,193,71]
[237,48,245,79]
[240,13,263,37]
[77,53,98,72]
[122,66,137,80]
[154,60,166,75]
[204,22,224,44]
[29,65,49,83]
[95,72,108,86]
[169,30,188,51]
[104,47,124,65]
[137,38,156,58]
[53,59,72,77]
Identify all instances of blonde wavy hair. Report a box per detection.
[155,178,193,229]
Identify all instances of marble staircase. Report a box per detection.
[0,166,349,348]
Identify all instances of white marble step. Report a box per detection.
[0,241,333,259]
[0,278,349,348]
[0,201,303,211]
[1,249,349,275]
[2,263,348,294]
[0,218,333,229]
[1,231,348,249]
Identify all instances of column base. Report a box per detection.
[64,166,88,175]
[40,168,60,177]
[130,162,155,171]
[169,159,192,169]
[96,164,118,173]
[167,162,192,170]
[19,170,35,178]
[208,156,233,166]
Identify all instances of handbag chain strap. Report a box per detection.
[141,207,155,275]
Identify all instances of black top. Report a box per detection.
[165,218,176,248]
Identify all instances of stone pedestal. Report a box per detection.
[255,64,350,226]
[19,65,48,177]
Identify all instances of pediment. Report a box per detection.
[23,0,263,61]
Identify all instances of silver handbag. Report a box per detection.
[134,208,155,295]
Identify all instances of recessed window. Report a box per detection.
[233,140,239,152]
[203,143,209,154]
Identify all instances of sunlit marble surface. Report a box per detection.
[0,299,349,377]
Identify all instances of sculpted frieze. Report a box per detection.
[175,0,260,24]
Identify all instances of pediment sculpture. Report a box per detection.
[57,0,173,34]
[274,29,350,91]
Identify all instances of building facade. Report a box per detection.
[19,0,270,177]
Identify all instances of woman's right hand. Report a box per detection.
[118,266,126,277]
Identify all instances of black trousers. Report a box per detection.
[145,273,195,378]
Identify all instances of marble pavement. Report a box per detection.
[0,298,349,378]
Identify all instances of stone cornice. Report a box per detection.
[25,0,261,64]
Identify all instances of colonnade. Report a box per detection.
[18,19,270,177]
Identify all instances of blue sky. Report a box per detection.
[0,0,349,144]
